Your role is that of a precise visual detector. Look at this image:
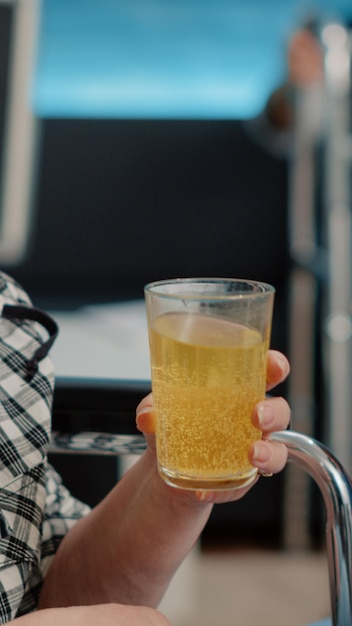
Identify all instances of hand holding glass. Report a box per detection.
[144,278,275,491]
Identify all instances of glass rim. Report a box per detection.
[144,277,275,300]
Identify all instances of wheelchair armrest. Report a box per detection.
[50,377,150,455]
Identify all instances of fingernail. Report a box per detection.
[257,404,275,428]
[135,408,155,433]
[252,443,271,464]
[136,407,152,419]
[276,355,289,377]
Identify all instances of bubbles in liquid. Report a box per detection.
[150,313,267,489]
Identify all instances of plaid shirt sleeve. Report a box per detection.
[18,464,91,618]
[0,273,90,622]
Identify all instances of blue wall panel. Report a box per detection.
[33,0,352,119]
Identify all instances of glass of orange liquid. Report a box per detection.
[144,278,275,491]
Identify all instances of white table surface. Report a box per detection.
[49,300,151,381]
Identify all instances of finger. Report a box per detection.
[136,394,156,434]
[136,407,156,434]
[250,440,288,474]
[253,396,291,434]
[266,350,290,391]
[136,394,157,455]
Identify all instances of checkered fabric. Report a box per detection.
[0,272,90,622]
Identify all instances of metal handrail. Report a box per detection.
[321,23,352,474]
[270,430,352,626]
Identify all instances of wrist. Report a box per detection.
[144,450,214,518]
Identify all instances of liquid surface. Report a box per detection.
[149,312,268,490]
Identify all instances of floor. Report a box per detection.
[158,545,330,626]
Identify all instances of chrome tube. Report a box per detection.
[270,430,352,626]
[321,23,352,474]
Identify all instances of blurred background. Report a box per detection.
[1,0,352,623]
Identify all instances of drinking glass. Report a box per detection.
[144,278,275,491]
